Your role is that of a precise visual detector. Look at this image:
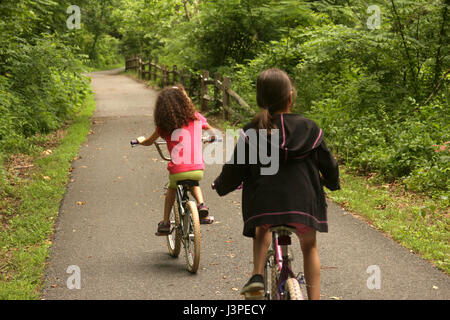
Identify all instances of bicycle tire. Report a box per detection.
[285,277,305,300]
[270,261,280,300]
[167,201,181,257]
[184,201,201,273]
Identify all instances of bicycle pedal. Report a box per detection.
[243,290,265,300]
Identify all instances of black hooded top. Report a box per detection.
[213,113,340,238]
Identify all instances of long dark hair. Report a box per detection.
[154,85,198,136]
[252,68,296,132]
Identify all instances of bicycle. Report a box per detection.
[131,136,218,273]
[248,225,307,300]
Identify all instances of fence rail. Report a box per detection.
[125,56,254,121]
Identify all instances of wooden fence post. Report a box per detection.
[162,65,167,87]
[214,72,221,109]
[148,58,152,81]
[154,58,159,82]
[222,77,231,120]
[138,58,142,79]
[201,70,209,111]
[172,65,178,84]
[180,68,185,86]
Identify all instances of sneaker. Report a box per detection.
[155,221,170,236]
[198,204,214,224]
[197,203,209,217]
[240,274,264,295]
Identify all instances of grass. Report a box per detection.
[0,92,96,299]
[328,167,449,274]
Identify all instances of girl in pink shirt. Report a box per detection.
[137,85,216,235]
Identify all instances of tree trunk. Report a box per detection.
[183,0,191,21]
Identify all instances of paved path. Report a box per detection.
[42,69,450,300]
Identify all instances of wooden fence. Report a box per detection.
[125,56,254,121]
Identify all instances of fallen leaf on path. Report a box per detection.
[76,201,86,206]
[433,286,439,290]
[330,296,341,300]
[51,284,57,288]
[232,288,238,291]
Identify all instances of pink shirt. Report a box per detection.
[158,112,208,174]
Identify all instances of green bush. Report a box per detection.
[0,35,90,153]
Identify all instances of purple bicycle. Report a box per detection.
[261,225,307,300]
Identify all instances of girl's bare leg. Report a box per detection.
[190,186,204,205]
[252,226,272,276]
[298,229,321,300]
[163,187,176,223]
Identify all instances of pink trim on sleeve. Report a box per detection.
[312,129,323,149]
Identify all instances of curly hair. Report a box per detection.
[154,85,198,136]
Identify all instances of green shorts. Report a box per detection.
[168,170,204,189]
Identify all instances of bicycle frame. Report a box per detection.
[171,183,192,245]
[264,227,305,300]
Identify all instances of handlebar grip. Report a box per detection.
[130,139,139,146]
[211,182,215,190]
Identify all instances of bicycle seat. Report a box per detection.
[177,180,199,187]
[269,225,298,235]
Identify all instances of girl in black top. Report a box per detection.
[213,68,340,299]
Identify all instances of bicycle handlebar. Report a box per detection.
[130,136,222,162]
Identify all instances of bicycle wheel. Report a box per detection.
[184,201,201,273]
[285,278,305,300]
[270,260,280,300]
[167,201,181,257]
